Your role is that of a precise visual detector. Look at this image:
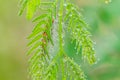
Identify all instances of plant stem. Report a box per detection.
[58,0,64,51]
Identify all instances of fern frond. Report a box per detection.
[19,0,40,19]
[65,56,86,80]
[23,0,56,79]
[64,2,96,64]
[29,50,49,80]
[19,0,96,80]
[32,13,48,22]
[27,0,40,19]
[45,62,58,80]
[18,0,28,16]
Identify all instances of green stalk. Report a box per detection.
[58,0,65,79]
[58,0,64,51]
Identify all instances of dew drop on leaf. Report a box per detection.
[69,14,72,17]
[64,3,67,7]
[76,52,79,55]
[58,13,62,17]
[74,47,77,50]
[62,42,65,46]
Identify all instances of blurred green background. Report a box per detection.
[0,0,120,80]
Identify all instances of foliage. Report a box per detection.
[19,0,96,80]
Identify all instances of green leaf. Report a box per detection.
[33,20,47,32]
[27,41,42,55]
[28,49,41,63]
[32,13,48,22]
[19,0,96,79]
[26,0,41,19]
[18,0,29,16]
[27,27,45,39]
[27,34,42,46]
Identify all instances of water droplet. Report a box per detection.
[94,61,98,64]
[97,58,100,63]
[62,42,65,46]
[63,58,67,62]
[69,14,72,17]
[73,70,76,73]
[68,73,70,76]
[58,13,62,17]
[41,62,44,65]
[64,4,67,7]
[92,47,95,50]
[71,7,75,10]
[105,0,112,4]
[74,47,77,50]
[76,52,79,55]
